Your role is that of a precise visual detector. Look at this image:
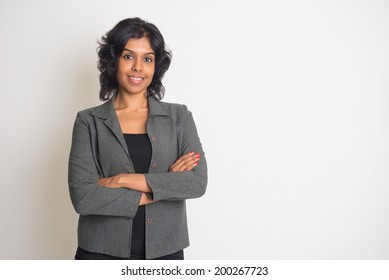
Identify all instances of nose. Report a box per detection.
[131,58,142,72]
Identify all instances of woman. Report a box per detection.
[68,17,207,260]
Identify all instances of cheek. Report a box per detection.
[147,65,156,78]
[116,68,128,85]
[115,66,123,80]
[117,61,130,73]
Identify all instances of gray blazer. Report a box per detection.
[68,96,207,259]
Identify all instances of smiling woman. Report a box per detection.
[68,17,208,260]
[115,38,155,96]
[97,18,171,101]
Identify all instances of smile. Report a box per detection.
[127,76,145,84]
[128,76,144,81]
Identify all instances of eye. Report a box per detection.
[123,54,133,60]
[144,57,153,63]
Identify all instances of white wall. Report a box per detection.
[1,0,388,259]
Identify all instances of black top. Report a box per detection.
[124,133,183,260]
[124,134,152,258]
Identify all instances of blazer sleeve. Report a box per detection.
[68,112,142,218]
[144,106,208,201]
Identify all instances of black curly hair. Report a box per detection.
[97,17,172,101]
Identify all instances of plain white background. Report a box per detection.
[0,0,388,259]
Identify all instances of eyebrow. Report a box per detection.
[123,48,155,56]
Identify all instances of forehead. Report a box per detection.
[123,37,154,53]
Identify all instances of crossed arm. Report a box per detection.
[98,151,201,205]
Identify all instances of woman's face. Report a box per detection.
[116,37,155,96]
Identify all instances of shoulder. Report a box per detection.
[159,100,188,112]
[76,105,97,117]
[153,99,191,118]
[75,100,112,121]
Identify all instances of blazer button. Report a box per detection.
[151,163,157,169]
[151,136,157,141]
[147,218,152,224]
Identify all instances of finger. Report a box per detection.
[174,151,195,164]
[183,161,198,171]
[170,151,201,172]
[175,161,198,172]
[173,155,198,170]
[169,152,192,169]
[172,154,200,172]
[170,151,196,169]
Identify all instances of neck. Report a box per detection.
[114,91,148,110]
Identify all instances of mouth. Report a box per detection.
[128,76,144,80]
[128,75,145,84]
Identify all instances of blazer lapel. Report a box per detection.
[90,97,130,158]
[148,96,170,117]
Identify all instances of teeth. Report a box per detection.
[130,76,142,81]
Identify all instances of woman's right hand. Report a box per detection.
[139,192,153,205]
[169,151,201,172]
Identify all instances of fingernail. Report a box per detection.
[195,153,201,158]
[193,162,198,166]
[189,151,194,155]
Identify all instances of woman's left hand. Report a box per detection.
[98,175,121,188]
[98,173,151,192]
[169,151,200,172]
[99,175,155,205]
